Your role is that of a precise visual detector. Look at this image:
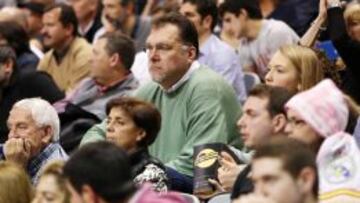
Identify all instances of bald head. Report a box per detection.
[0,7,28,30]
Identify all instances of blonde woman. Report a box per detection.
[32,161,70,203]
[265,44,324,93]
[0,161,33,203]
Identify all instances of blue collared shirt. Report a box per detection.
[199,34,247,103]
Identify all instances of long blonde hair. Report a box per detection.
[278,45,324,91]
[0,161,33,203]
[36,161,70,203]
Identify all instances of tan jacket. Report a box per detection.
[38,37,91,93]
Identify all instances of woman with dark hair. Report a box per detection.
[105,97,168,192]
[0,21,39,72]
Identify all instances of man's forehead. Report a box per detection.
[147,25,181,43]
[103,0,119,5]
[181,2,198,12]
[8,107,34,123]
[252,157,284,175]
[286,108,301,119]
[44,7,61,18]
[244,96,269,110]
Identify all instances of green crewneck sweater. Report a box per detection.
[81,66,242,177]
[135,66,241,176]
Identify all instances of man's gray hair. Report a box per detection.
[13,98,60,141]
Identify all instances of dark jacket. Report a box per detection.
[231,165,253,199]
[268,0,318,36]
[83,12,102,43]
[129,148,168,192]
[17,51,39,73]
[0,69,64,142]
[328,7,360,103]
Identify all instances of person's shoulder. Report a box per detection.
[189,66,237,96]
[19,71,53,82]
[208,35,237,56]
[38,49,55,68]
[71,37,92,54]
[191,66,230,85]
[74,77,95,90]
[134,81,160,97]
[66,37,93,66]
[73,37,91,47]
[47,143,69,161]
[265,19,298,36]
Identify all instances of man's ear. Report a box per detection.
[202,15,213,31]
[272,114,287,134]
[41,126,53,144]
[187,46,197,62]
[297,83,302,92]
[3,59,14,76]
[82,185,101,203]
[109,53,121,67]
[240,8,248,18]
[64,24,75,38]
[125,2,135,15]
[136,129,146,142]
[297,167,317,196]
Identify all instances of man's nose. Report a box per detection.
[8,128,19,139]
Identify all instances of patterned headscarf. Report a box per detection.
[285,79,349,138]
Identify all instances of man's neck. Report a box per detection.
[260,0,276,17]
[160,61,197,91]
[54,36,75,64]
[79,12,96,34]
[95,70,129,87]
[199,31,212,46]
[123,15,136,36]
[245,20,263,41]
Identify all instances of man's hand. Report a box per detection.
[233,194,278,203]
[3,138,31,168]
[217,151,246,191]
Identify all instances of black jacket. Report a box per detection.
[231,165,253,199]
[0,69,64,142]
[328,7,360,103]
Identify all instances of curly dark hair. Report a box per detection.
[312,48,342,87]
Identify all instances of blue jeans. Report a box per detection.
[166,166,193,193]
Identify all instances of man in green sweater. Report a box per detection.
[81,13,241,193]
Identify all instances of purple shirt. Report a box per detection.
[199,34,247,103]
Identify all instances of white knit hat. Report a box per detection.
[285,79,349,138]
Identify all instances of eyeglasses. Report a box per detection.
[145,43,189,55]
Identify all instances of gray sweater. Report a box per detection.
[71,73,139,119]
